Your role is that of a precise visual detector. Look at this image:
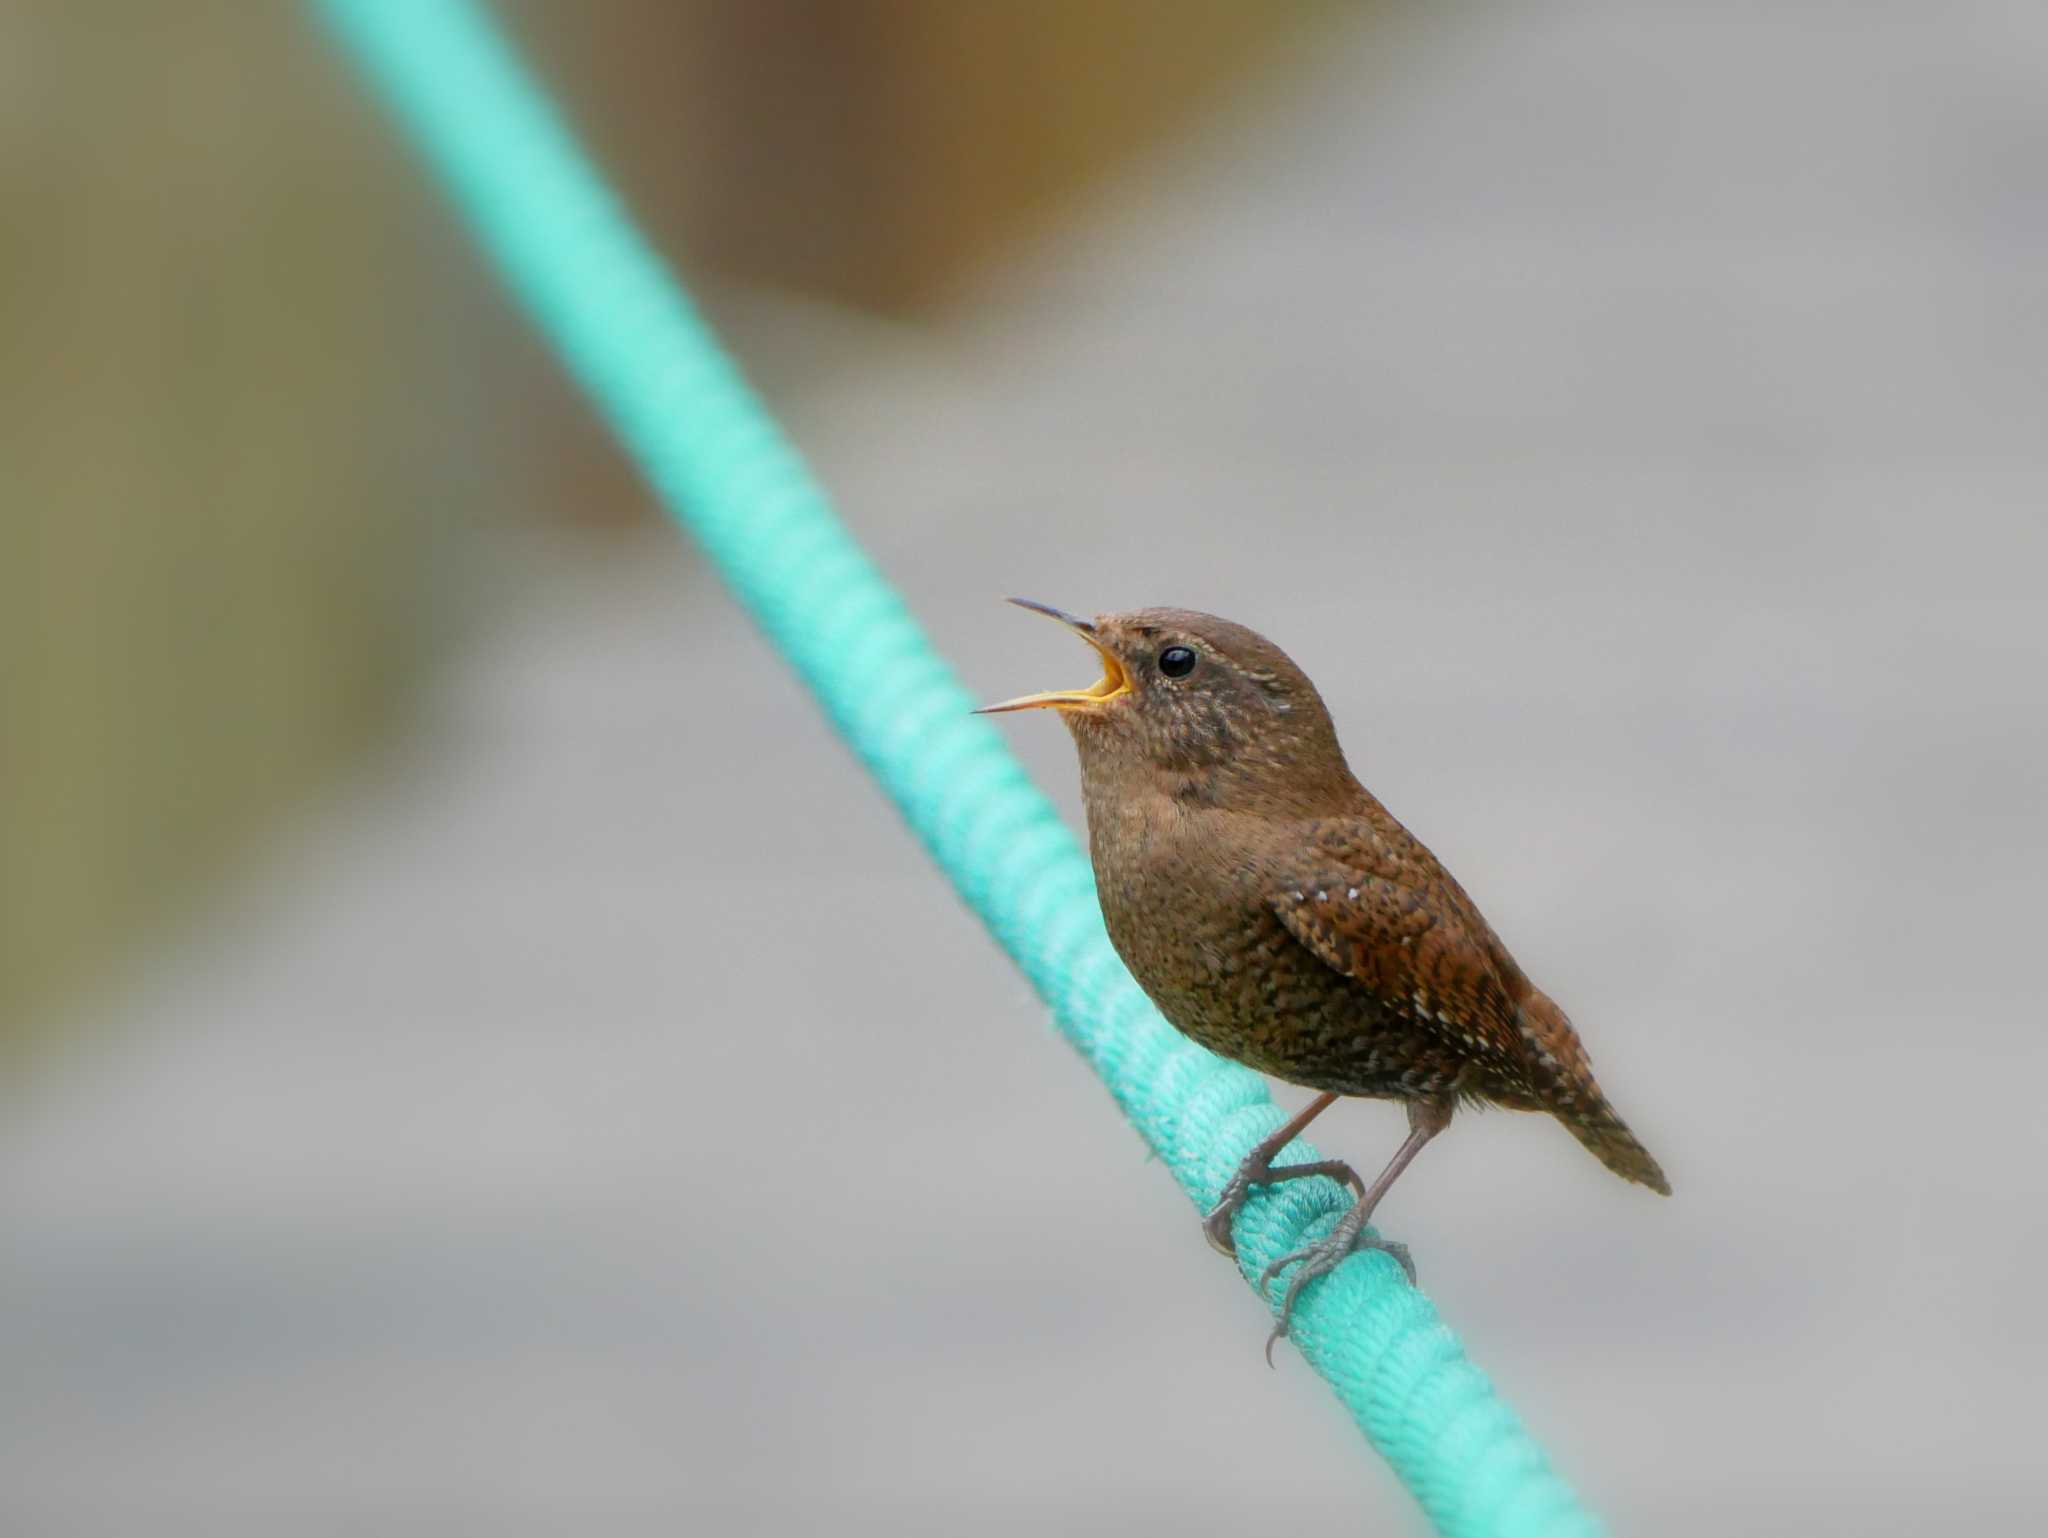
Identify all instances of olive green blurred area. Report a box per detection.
[2,1,453,1052]
[0,0,1334,1052]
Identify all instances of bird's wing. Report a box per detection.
[1267,820,1533,1082]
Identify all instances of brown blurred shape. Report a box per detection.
[511,0,1342,529]
[521,0,1337,312]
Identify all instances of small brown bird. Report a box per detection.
[980,600,1669,1347]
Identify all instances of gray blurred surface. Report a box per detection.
[6,3,2047,1532]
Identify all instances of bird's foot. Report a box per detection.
[1203,1156,1364,1259]
[1258,1203,1416,1364]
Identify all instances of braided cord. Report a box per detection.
[312,3,1605,1531]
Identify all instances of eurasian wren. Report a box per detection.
[980,601,1669,1348]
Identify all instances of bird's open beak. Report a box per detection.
[974,598,1133,714]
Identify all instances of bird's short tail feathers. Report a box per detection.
[1514,990,1672,1195]
[1560,1095,1671,1195]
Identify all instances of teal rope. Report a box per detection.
[312,3,1605,1532]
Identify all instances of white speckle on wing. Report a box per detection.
[1347,887,1359,900]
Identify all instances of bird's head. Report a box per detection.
[977,600,1356,812]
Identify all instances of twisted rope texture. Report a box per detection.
[313,2,1605,1532]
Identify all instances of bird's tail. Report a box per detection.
[1559,1095,1671,1196]
[1515,989,1672,1195]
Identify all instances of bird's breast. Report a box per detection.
[1081,793,1456,1098]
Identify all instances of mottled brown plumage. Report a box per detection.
[981,600,1668,1345]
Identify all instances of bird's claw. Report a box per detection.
[1259,1221,1416,1365]
[1202,1157,1363,1260]
[1202,1179,1251,1258]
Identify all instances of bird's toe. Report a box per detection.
[1258,1221,1417,1357]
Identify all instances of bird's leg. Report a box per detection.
[1202,1092,1364,1258]
[1259,1095,1453,1360]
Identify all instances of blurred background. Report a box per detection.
[4,1,2044,1532]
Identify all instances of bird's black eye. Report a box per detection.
[1158,645,1197,679]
